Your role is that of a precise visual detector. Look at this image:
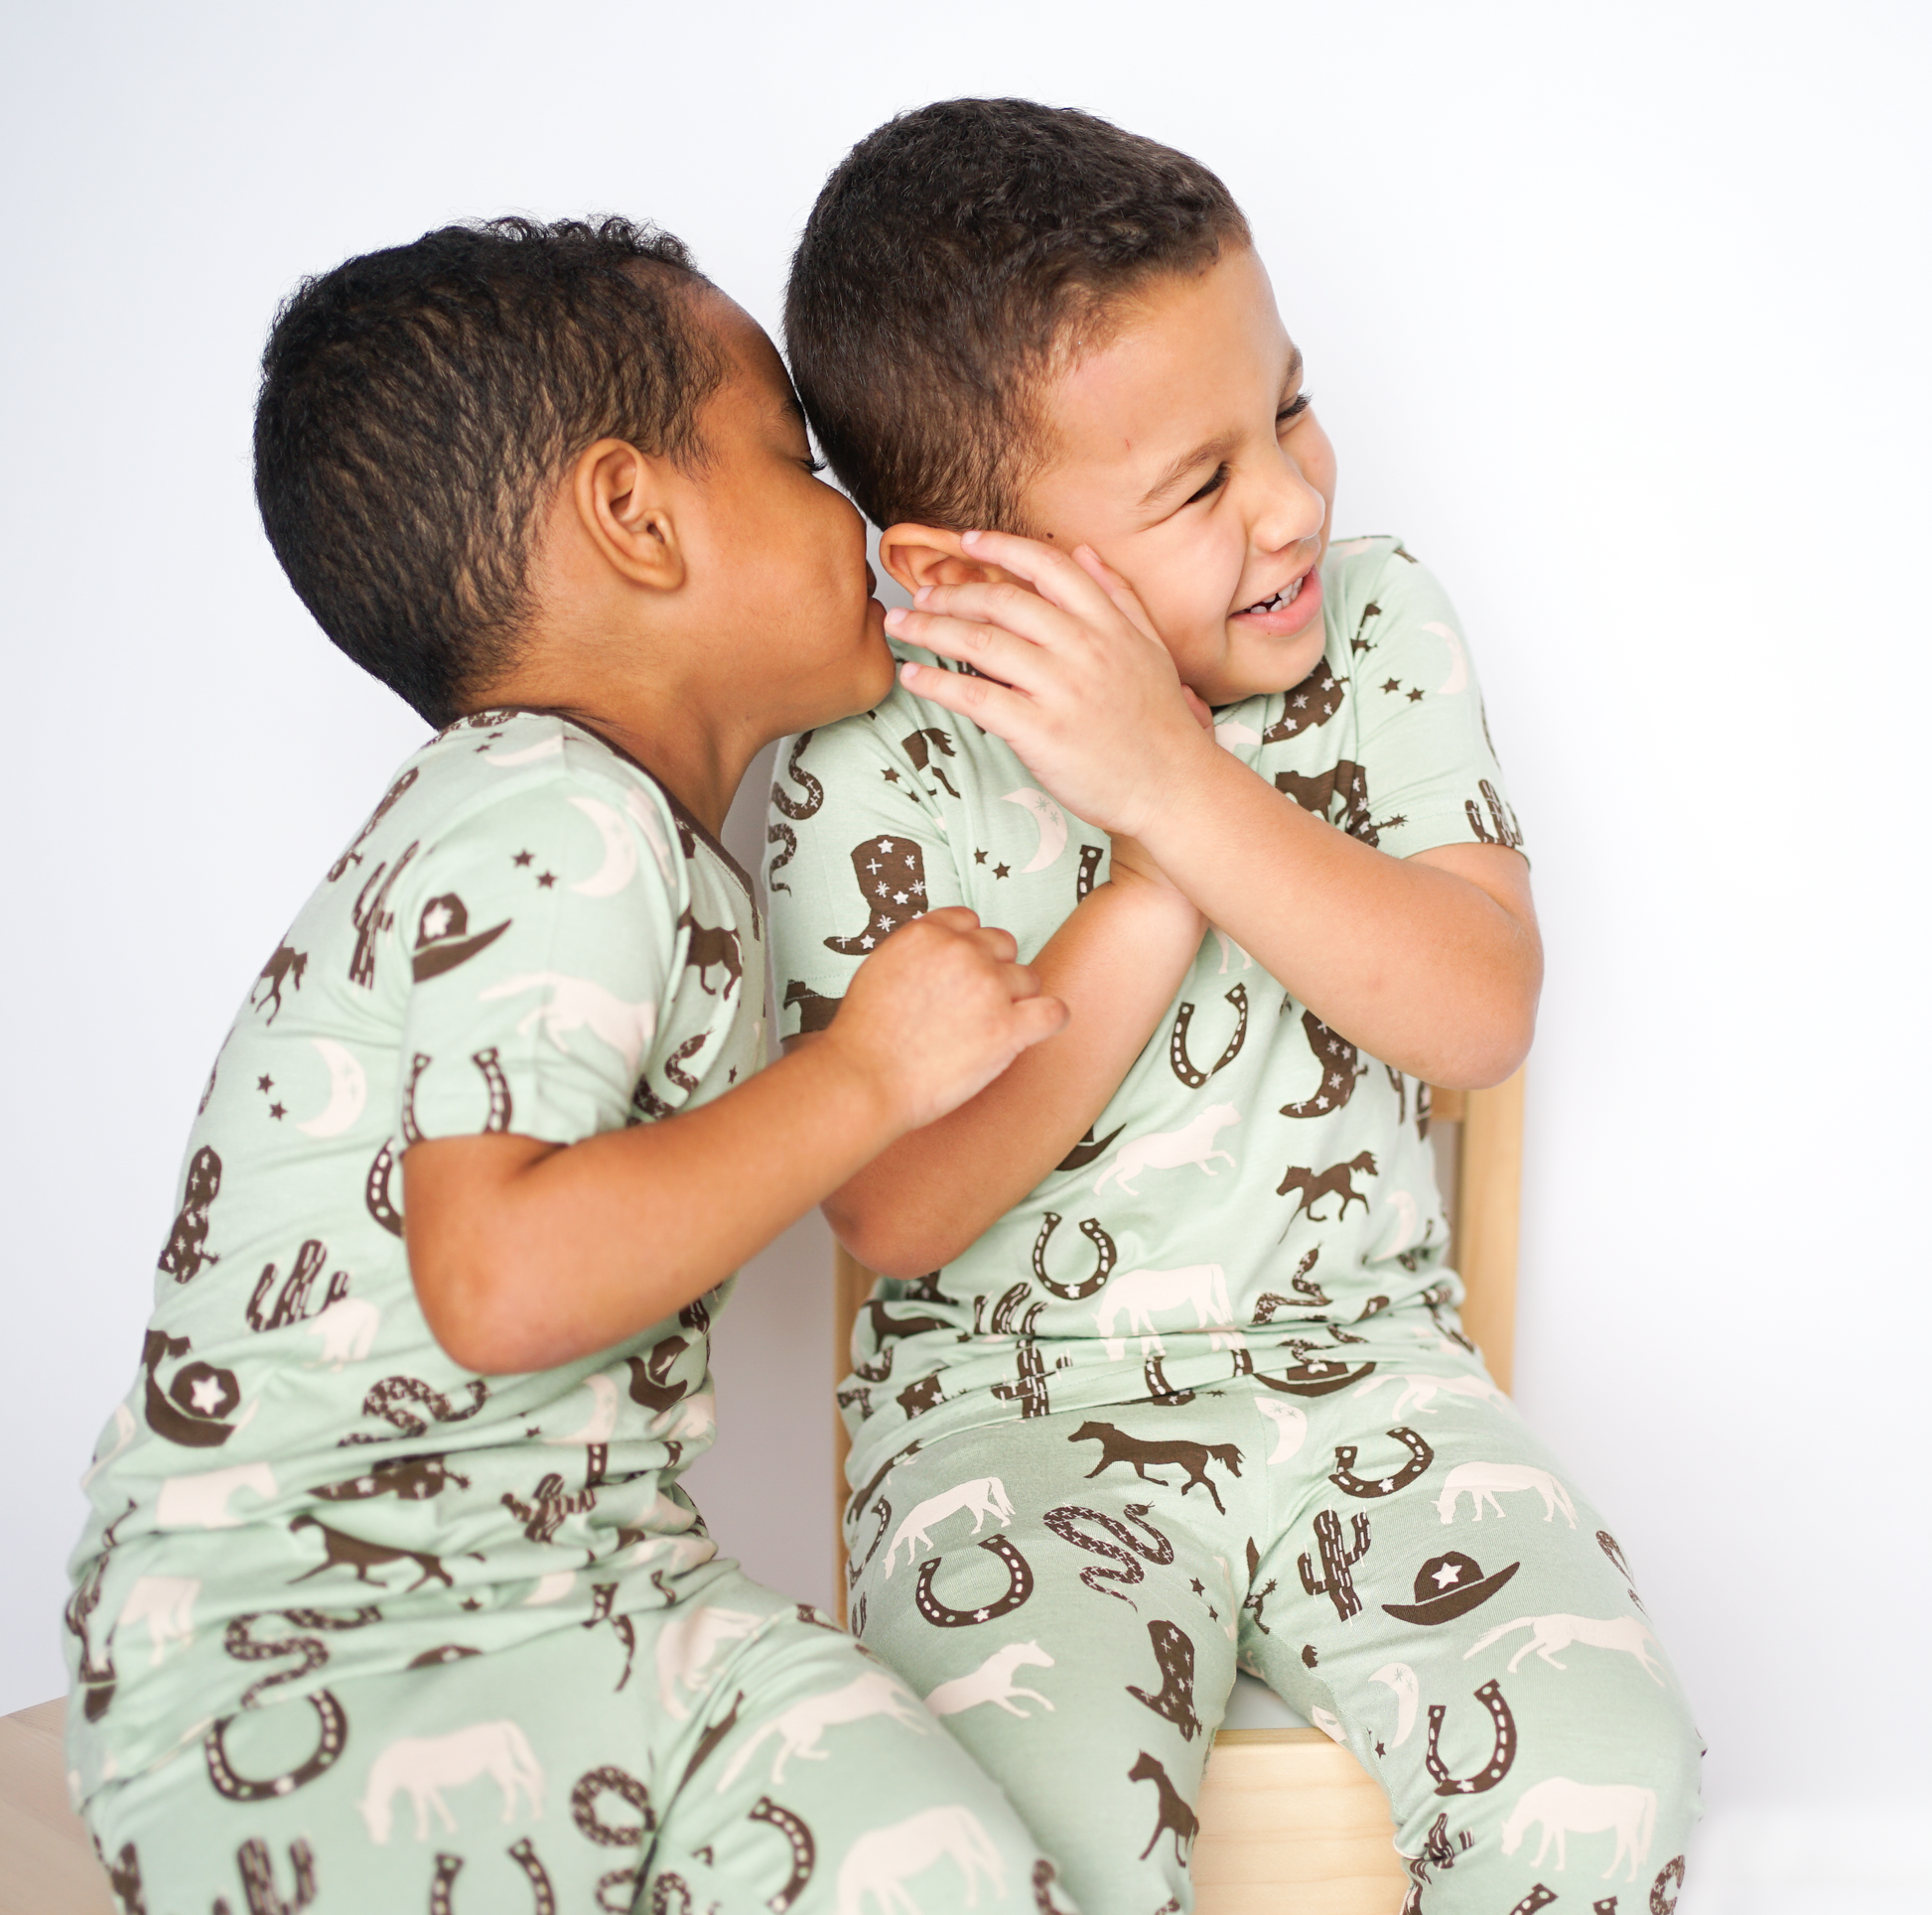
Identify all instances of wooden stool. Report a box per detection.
[832,1070,1526,1915]
[0,1700,112,1915]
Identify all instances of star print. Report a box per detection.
[728,1067,738,1083]
[1432,1561,1464,1588]
[1207,1605,1219,1621]
[461,1597,483,1611]
[1378,1478,1396,1492]
[189,1375,229,1415]
[877,839,896,854]
[994,863,1010,879]
[1189,1577,1205,1595]
[859,935,876,949]
[256,1075,273,1093]
[513,850,533,868]
[1351,637,1371,654]
[882,768,901,784]
[893,891,908,904]
[537,872,556,889]
[268,1102,287,1120]
[421,900,454,938]
[973,850,987,865]
[1407,688,1426,703]
[1375,1739,1386,1757]
[1381,677,1402,694]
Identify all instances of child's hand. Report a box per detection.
[823,907,1068,1131]
[886,530,1217,842]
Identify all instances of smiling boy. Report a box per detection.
[66,215,1077,1915]
[768,101,1702,1912]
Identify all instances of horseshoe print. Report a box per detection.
[400,1052,432,1147]
[1143,1354,1195,1404]
[1169,984,1249,1088]
[430,1845,557,1915]
[749,1798,815,1912]
[914,1536,1035,1626]
[1505,1892,1557,1915]
[1330,1428,1436,1497]
[1076,844,1103,900]
[1032,1212,1117,1299]
[1651,1855,1687,1913]
[366,1138,405,1236]
[473,1048,513,1132]
[205,1691,347,1802]
[1424,1679,1517,1796]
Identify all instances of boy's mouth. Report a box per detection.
[1238,575,1306,616]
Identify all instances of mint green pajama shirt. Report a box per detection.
[67,711,1074,1915]
[766,538,1703,1915]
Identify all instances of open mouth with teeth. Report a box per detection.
[1238,575,1306,616]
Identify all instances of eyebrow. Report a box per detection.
[1134,345,1308,511]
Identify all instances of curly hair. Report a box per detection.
[255,215,721,724]
[786,99,1249,534]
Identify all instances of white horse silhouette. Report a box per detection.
[836,1806,1006,1915]
[925,1642,1055,1719]
[654,1605,763,1718]
[1093,1265,1233,1353]
[304,1297,379,1370]
[719,1671,928,1788]
[1094,1104,1239,1195]
[1465,1614,1666,1683]
[1501,1778,1656,1881]
[155,1461,276,1530]
[1354,1372,1509,1416]
[1435,1461,1577,1526]
[358,1719,543,1844]
[885,1478,1015,1577]
[115,1577,199,1666]
[479,973,657,1075]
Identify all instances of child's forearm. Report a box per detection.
[1139,744,1541,1087]
[804,877,1205,1280]
[404,1040,910,1374]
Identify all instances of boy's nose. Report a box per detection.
[1252,461,1326,556]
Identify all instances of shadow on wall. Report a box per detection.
[679,740,837,1611]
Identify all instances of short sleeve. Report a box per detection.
[395,769,684,1145]
[1339,546,1528,862]
[764,702,969,1039]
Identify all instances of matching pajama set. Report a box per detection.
[766,537,1704,1915]
[66,712,1073,1915]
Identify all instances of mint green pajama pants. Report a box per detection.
[845,1373,1701,1915]
[83,1567,1078,1915]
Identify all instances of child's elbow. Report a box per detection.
[828,1200,954,1287]
[412,1258,544,1377]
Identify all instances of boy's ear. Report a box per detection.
[570,439,686,591]
[878,522,1021,596]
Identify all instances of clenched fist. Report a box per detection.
[822,907,1067,1132]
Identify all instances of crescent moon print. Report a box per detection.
[482,734,566,768]
[365,1139,404,1236]
[1261,662,1347,742]
[824,838,929,956]
[1330,1428,1436,1498]
[1280,1011,1363,1118]
[1001,787,1068,872]
[769,732,823,820]
[1169,985,1249,1088]
[913,1536,1035,1627]
[158,1146,222,1284]
[1421,620,1469,694]
[1370,1662,1419,1746]
[1424,1679,1517,1796]
[297,1039,367,1139]
[569,795,638,897]
[1033,1212,1118,1299]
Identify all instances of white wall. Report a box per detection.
[3,4,1925,1905]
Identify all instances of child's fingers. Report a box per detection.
[956,527,1136,630]
[1068,544,1165,650]
[888,609,1053,696]
[1009,992,1071,1048]
[905,580,1091,658]
[896,654,1036,745]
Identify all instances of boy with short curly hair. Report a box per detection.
[67,213,1077,1914]
[771,99,1702,1913]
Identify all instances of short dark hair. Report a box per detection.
[785,99,1250,533]
[255,215,722,725]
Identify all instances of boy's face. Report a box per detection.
[686,304,896,730]
[1020,247,1335,707]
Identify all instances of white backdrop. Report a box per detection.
[3,5,1926,1908]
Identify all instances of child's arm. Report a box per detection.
[404,908,1062,1374]
[887,530,1541,1093]
[788,864,1204,1279]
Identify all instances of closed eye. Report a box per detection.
[1183,463,1230,507]
[1277,390,1313,427]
